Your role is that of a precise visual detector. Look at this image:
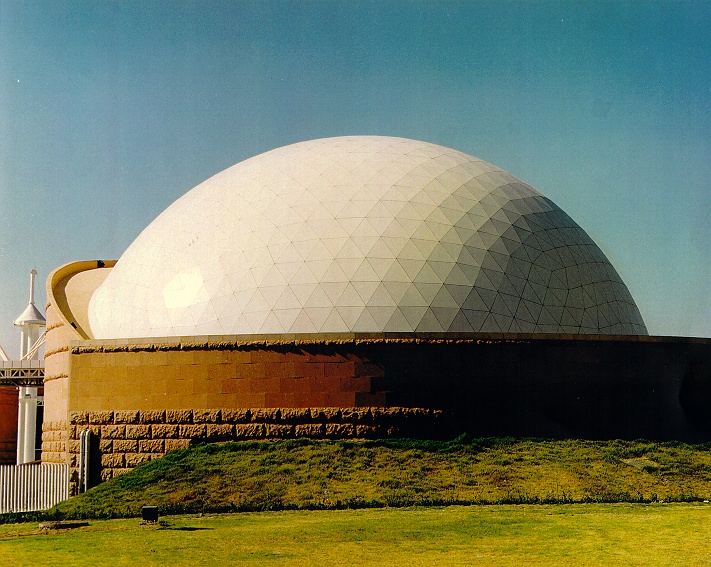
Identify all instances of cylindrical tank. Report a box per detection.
[0,388,18,464]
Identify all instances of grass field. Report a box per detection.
[31,436,711,521]
[2,503,711,566]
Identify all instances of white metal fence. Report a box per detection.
[0,463,70,514]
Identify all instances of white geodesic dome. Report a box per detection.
[88,136,646,338]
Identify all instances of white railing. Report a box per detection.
[0,463,70,514]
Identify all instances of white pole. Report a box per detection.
[22,389,37,463]
[29,269,36,306]
[16,388,26,464]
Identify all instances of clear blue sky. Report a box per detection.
[0,1,708,356]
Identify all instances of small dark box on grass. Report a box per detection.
[142,506,159,523]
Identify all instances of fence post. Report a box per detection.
[78,429,91,493]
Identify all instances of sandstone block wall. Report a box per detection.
[42,337,386,469]
[44,261,116,426]
[63,407,441,494]
[66,342,387,412]
[41,420,68,464]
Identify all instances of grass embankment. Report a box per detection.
[25,435,711,521]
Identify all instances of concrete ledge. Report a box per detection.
[69,332,711,354]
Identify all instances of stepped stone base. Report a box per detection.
[46,407,442,495]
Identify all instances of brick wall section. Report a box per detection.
[66,407,441,495]
[67,344,387,412]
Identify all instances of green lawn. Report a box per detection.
[2,504,711,566]
[4,437,711,565]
